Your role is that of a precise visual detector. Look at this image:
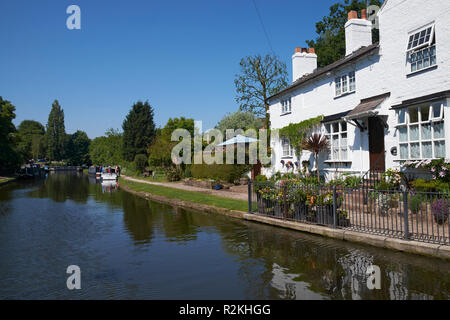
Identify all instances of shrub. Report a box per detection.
[412,179,450,193]
[408,194,423,214]
[344,175,362,189]
[190,164,251,183]
[431,199,450,224]
[165,166,182,182]
[134,154,148,174]
[255,174,268,182]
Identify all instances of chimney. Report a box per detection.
[292,47,317,83]
[345,10,372,56]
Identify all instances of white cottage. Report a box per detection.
[266,0,450,180]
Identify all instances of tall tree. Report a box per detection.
[65,130,91,166]
[306,0,383,68]
[122,101,155,162]
[16,120,45,160]
[216,111,262,137]
[234,54,288,128]
[45,100,66,161]
[89,129,123,166]
[0,97,21,172]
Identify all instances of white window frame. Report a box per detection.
[407,24,436,74]
[323,121,348,162]
[281,138,293,158]
[335,72,356,97]
[281,98,291,115]
[396,101,445,160]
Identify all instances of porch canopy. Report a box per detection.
[344,93,391,120]
[217,134,259,146]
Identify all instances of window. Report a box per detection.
[281,98,291,114]
[407,24,436,74]
[335,72,356,97]
[282,138,293,157]
[397,102,445,160]
[324,121,348,161]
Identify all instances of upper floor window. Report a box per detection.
[324,121,348,161]
[396,102,445,160]
[335,71,356,97]
[407,24,436,74]
[281,138,293,158]
[281,98,291,115]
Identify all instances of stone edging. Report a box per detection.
[120,183,450,260]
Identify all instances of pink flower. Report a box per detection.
[431,167,436,172]
[442,166,448,171]
[440,171,446,178]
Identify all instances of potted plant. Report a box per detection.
[337,210,350,227]
[431,199,450,225]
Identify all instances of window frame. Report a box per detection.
[396,101,446,161]
[406,24,436,74]
[323,120,349,162]
[335,72,356,97]
[281,98,292,115]
[281,138,294,158]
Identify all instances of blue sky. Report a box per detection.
[1,0,337,138]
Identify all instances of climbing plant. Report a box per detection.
[278,115,324,156]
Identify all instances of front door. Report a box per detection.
[368,117,386,171]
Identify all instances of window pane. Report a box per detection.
[341,133,347,147]
[409,107,419,123]
[434,141,446,158]
[332,123,339,133]
[399,126,408,142]
[325,124,331,134]
[333,148,339,160]
[420,106,430,121]
[342,76,348,92]
[400,144,409,159]
[434,121,445,139]
[332,135,339,148]
[341,148,348,160]
[421,123,431,140]
[432,103,442,118]
[411,62,417,72]
[422,142,433,158]
[410,143,420,159]
[398,110,406,124]
[410,125,419,140]
[341,121,347,132]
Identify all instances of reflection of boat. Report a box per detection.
[101,180,119,193]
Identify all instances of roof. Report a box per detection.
[217,135,259,146]
[346,93,391,119]
[267,43,380,102]
[321,110,352,123]
[391,90,450,110]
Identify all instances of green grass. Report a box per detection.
[119,178,248,212]
[0,177,16,185]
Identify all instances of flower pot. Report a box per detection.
[316,205,334,226]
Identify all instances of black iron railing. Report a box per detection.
[249,181,450,245]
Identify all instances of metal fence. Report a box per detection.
[249,181,450,245]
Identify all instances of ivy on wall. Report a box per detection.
[277,115,324,157]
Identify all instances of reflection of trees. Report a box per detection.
[121,191,155,244]
[28,173,90,203]
[161,206,201,242]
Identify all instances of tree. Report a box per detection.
[65,130,91,166]
[302,133,330,182]
[16,120,45,160]
[45,100,66,161]
[216,111,263,137]
[0,97,21,172]
[122,101,155,161]
[161,117,195,138]
[89,129,123,166]
[306,0,383,68]
[234,54,288,128]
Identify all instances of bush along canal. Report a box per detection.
[0,172,449,299]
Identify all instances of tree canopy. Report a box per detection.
[89,129,123,166]
[17,120,46,160]
[0,97,21,172]
[306,0,383,68]
[65,130,91,166]
[216,111,263,137]
[45,100,66,161]
[122,101,155,162]
[234,54,288,127]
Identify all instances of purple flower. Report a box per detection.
[442,166,448,171]
[440,171,446,178]
[431,167,436,172]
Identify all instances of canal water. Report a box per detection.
[0,173,449,300]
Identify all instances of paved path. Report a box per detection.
[121,176,248,201]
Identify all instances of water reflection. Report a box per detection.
[0,173,449,300]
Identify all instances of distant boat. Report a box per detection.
[101,172,117,181]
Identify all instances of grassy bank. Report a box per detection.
[0,177,16,186]
[119,178,248,212]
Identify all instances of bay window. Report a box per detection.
[397,102,445,160]
[324,121,348,161]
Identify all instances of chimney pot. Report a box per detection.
[348,10,358,20]
[361,9,367,20]
[307,48,315,54]
[295,47,302,53]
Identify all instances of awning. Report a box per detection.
[216,135,259,146]
[321,110,352,123]
[345,93,390,120]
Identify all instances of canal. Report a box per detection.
[0,173,449,300]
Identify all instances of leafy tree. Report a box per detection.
[89,129,123,166]
[134,154,148,173]
[0,97,21,172]
[16,120,45,160]
[45,100,66,161]
[122,101,155,161]
[306,0,383,68]
[161,117,195,138]
[234,54,288,128]
[66,130,91,166]
[216,111,263,137]
[302,133,330,181]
